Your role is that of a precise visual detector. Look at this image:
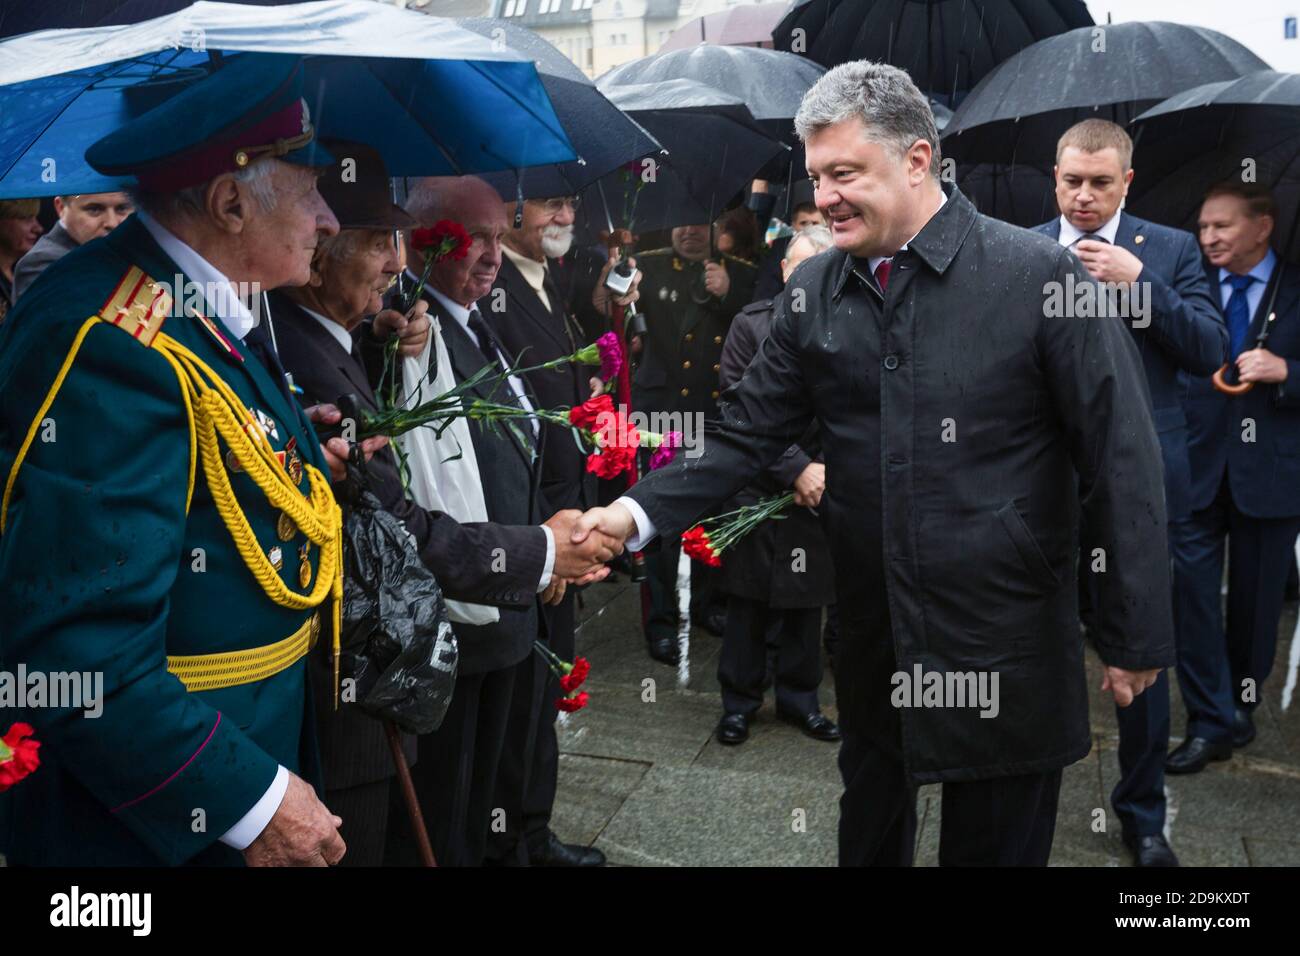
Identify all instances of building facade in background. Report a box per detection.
[489,0,780,77]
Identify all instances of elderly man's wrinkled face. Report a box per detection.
[318,229,401,326]
[1054,146,1133,234]
[242,160,339,289]
[505,197,576,262]
[423,183,508,306]
[57,192,134,245]
[671,224,710,262]
[0,214,42,259]
[1198,193,1274,276]
[781,234,820,285]
[807,116,930,259]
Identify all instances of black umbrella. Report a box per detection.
[1129,70,1300,263]
[598,44,825,144]
[585,78,788,235]
[942,21,1270,224]
[772,0,1093,105]
[456,17,662,201]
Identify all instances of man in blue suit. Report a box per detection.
[1169,182,1300,774]
[1034,119,1225,868]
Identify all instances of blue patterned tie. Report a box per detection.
[1225,273,1258,359]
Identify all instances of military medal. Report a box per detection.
[253,407,280,442]
[658,287,668,301]
[277,511,296,541]
[268,546,284,571]
[298,543,312,588]
[285,437,304,485]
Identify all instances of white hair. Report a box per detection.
[788,224,834,258]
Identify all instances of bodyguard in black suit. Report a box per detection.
[1171,183,1300,771]
[1034,120,1225,867]
[481,195,617,867]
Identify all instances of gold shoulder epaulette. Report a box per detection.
[722,253,757,269]
[637,247,673,257]
[98,266,171,347]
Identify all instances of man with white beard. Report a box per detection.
[483,195,639,865]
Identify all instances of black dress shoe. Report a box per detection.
[1165,735,1232,774]
[716,713,750,745]
[778,710,841,742]
[1123,833,1179,867]
[1232,708,1256,748]
[646,634,680,666]
[529,831,606,867]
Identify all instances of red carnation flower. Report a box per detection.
[411,219,472,261]
[0,722,41,792]
[556,691,590,713]
[560,657,591,694]
[682,525,721,567]
[569,393,615,429]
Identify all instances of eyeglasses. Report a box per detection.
[538,196,581,214]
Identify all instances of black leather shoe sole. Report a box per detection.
[1123,834,1180,867]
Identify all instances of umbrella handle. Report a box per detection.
[1212,363,1254,396]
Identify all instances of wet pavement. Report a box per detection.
[553,574,1300,866]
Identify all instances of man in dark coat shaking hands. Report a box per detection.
[572,60,1174,866]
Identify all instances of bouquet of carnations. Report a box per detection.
[681,492,796,568]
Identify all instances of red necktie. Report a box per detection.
[874,259,892,292]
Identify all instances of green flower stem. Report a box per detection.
[696,492,795,555]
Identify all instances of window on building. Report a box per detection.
[614,1,624,18]
[503,0,516,15]
[1286,16,1297,39]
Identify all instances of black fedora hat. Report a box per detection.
[318,139,415,231]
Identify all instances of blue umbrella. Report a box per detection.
[0,0,577,198]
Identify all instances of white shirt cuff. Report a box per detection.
[538,524,556,591]
[219,764,289,851]
[615,496,657,551]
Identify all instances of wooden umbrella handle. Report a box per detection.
[1212,363,1254,395]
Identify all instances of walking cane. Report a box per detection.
[384,720,436,867]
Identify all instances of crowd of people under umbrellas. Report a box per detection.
[0,2,1296,869]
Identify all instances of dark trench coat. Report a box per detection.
[627,186,1175,783]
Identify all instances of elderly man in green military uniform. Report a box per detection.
[632,220,757,664]
[0,56,361,866]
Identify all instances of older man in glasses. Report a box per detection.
[482,193,639,866]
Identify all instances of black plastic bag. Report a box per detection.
[339,486,458,735]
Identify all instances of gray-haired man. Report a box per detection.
[574,60,1173,865]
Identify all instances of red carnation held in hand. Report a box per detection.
[0,722,41,792]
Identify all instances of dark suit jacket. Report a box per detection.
[13,220,79,300]
[485,254,596,513]
[1184,259,1300,518]
[716,297,834,608]
[1033,212,1226,521]
[268,292,547,788]
[359,289,546,676]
